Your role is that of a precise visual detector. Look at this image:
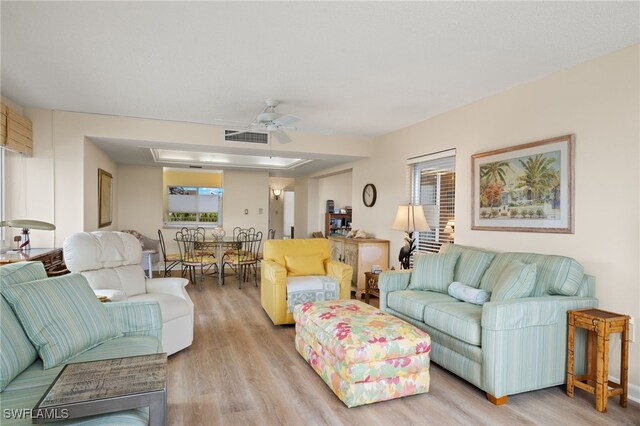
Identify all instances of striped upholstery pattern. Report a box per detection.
[439,244,496,288]
[479,252,584,296]
[381,246,598,400]
[408,252,460,293]
[387,290,458,321]
[490,261,537,302]
[103,302,163,340]
[0,262,47,287]
[423,302,483,346]
[0,298,37,392]
[1,274,121,369]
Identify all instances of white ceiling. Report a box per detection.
[2,1,639,173]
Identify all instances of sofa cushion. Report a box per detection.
[1,273,121,369]
[0,298,37,391]
[408,252,460,293]
[448,282,491,305]
[285,254,326,276]
[439,244,496,288]
[0,261,47,287]
[387,290,458,321]
[2,336,161,393]
[491,261,537,302]
[423,302,483,346]
[479,252,584,296]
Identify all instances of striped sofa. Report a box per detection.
[0,262,163,425]
[378,243,598,405]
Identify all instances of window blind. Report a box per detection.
[408,149,456,254]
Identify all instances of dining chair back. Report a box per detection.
[223,230,262,288]
[158,229,182,277]
[175,229,217,287]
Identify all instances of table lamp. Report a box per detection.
[0,219,56,250]
[391,205,429,269]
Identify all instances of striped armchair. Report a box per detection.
[378,244,598,405]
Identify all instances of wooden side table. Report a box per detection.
[566,308,629,413]
[364,272,380,305]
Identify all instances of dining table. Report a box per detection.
[194,237,241,286]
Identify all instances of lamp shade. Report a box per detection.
[0,219,55,230]
[391,205,429,232]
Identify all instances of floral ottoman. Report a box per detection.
[293,299,431,407]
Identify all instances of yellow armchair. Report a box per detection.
[261,238,353,325]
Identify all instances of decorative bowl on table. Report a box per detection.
[211,226,226,240]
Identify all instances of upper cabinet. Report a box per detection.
[1,103,33,156]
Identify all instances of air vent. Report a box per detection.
[225,130,268,144]
[189,165,203,169]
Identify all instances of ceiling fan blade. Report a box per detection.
[285,125,333,136]
[273,129,292,144]
[273,114,300,126]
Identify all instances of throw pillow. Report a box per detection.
[0,261,48,287]
[0,297,38,391]
[1,273,121,369]
[408,252,460,293]
[285,255,326,276]
[491,261,537,302]
[448,281,491,305]
[440,244,496,288]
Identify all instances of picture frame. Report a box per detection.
[471,134,574,233]
[98,168,113,228]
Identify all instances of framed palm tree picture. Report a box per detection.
[471,134,574,233]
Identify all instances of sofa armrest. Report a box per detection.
[378,270,411,292]
[481,295,598,398]
[326,260,353,300]
[377,270,412,311]
[262,260,287,285]
[145,277,190,300]
[482,296,599,331]
[103,301,163,339]
[142,234,160,252]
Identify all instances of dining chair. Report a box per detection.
[222,230,262,288]
[175,229,217,287]
[267,228,276,239]
[158,230,182,277]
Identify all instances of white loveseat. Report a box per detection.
[63,231,194,355]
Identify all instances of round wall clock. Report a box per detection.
[362,183,377,207]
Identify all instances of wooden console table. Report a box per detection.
[566,308,629,412]
[0,248,67,276]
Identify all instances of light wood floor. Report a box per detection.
[165,272,640,425]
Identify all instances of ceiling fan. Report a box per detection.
[223,99,332,144]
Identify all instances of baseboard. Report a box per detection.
[610,375,640,403]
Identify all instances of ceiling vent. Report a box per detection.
[225,130,268,144]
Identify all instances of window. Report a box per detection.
[408,149,456,254]
[166,186,223,226]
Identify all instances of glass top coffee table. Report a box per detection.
[33,353,167,425]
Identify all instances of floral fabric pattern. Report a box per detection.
[294,300,431,407]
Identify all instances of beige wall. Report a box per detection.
[83,138,118,232]
[118,165,163,238]
[9,109,369,246]
[221,170,269,237]
[338,45,640,391]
